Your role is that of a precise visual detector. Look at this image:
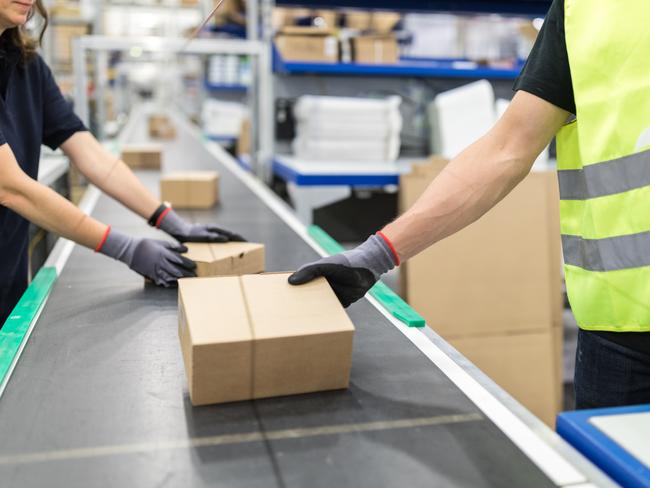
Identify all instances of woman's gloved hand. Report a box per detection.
[288,233,399,307]
[97,227,196,287]
[155,207,246,243]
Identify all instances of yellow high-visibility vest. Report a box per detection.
[556,0,650,331]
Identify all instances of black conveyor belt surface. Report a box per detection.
[0,115,558,487]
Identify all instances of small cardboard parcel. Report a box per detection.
[160,171,220,209]
[183,242,265,277]
[120,144,162,170]
[178,273,355,405]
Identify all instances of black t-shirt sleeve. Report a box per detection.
[39,56,88,149]
[513,0,576,114]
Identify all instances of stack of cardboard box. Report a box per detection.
[400,158,563,426]
[275,27,339,63]
[273,7,401,65]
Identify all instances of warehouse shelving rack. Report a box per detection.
[257,0,553,223]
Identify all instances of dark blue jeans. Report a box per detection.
[574,329,650,409]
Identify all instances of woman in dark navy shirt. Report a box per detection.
[0,1,244,325]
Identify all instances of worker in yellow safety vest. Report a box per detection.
[291,0,650,410]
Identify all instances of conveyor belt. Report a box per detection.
[0,108,609,487]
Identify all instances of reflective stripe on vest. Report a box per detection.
[556,0,650,331]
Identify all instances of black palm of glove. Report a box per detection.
[158,209,246,243]
[288,234,397,307]
[99,229,196,287]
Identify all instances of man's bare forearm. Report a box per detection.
[382,91,569,261]
[61,132,160,220]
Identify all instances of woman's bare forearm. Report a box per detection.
[0,146,106,249]
[382,91,569,261]
[61,132,160,219]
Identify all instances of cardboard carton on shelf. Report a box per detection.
[160,171,219,209]
[120,144,162,170]
[400,157,563,336]
[344,10,372,30]
[370,12,401,34]
[178,273,355,405]
[275,27,339,63]
[236,117,251,158]
[352,34,399,64]
[448,327,563,427]
[183,242,265,278]
[53,24,89,65]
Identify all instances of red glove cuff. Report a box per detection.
[155,207,172,228]
[376,231,400,266]
[95,225,111,253]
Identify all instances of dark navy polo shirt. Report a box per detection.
[0,32,86,326]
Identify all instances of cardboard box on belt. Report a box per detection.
[160,171,219,209]
[275,27,339,63]
[120,144,163,170]
[148,115,176,140]
[178,273,355,405]
[183,242,265,277]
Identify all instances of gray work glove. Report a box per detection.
[288,233,397,307]
[158,209,246,243]
[99,228,196,287]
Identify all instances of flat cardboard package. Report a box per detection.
[400,157,563,336]
[121,144,162,170]
[178,273,355,405]
[448,328,562,427]
[183,242,265,277]
[160,171,220,209]
[352,35,399,64]
[275,27,339,63]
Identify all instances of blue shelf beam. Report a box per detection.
[204,82,249,92]
[273,159,399,186]
[274,0,552,16]
[274,50,524,80]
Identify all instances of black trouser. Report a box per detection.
[574,329,650,409]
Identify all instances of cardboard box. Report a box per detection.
[345,10,372,30]
[275,27,339,63]
[236,117,251,157]
[352,35,399,64]
[371,12,401,34]
[178,273,355,405]
[121,144,162,170]
[183,242,265,277]
[400,158,562,336]
[448,328,562,427]
[53,24,89,65]
[148,115,176,140]
[160,171,220,209]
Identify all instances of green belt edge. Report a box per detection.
[0,267,58,387]
[307,226,425,328]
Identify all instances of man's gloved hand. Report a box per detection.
[288,232,399,307]
[157,207,246,243]
[98,227,196,287]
